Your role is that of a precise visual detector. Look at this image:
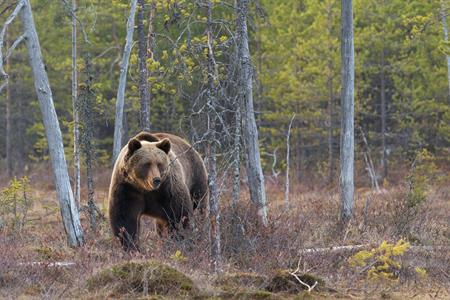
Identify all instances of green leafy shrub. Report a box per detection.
[349,240,410,281]
[0,177,33,231]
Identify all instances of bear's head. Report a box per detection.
[122,137,171,191]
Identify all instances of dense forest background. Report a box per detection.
[1,0,448,181]
[0,0,449,298]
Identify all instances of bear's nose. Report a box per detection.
[152,177,161,187]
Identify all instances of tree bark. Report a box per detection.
[71,0,81,208]
[137,0,150,131]
[236,0,268,226]
[112,0,138,162]
[231,102,241,208]
[206,0,221,272]
[340,0,355,223]
[20,0,84,246]
[80,54,99,231]
[147,1,156,58]
[285,114,295,210]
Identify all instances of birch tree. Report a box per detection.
[19,0,84,246]
[231,99,241,208]
[340,0,355,223]
[71,0,81,208]
[206,0,221,272]
[113,0,138,162]
[137,0,150,130]
[285,114,295,210]
[79,54,101,231]
[236,0,268,226]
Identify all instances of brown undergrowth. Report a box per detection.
[0,166,449,299]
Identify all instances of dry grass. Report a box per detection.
[0,165,449,299]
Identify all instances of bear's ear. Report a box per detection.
[125,138,141,161]
[156,138,171,154]
[134,131,159,142]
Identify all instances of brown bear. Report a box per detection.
[108,131,208,250]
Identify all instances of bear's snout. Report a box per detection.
[153,177,161,187]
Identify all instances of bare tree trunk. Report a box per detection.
[284,114,295,210]
[20,0,84,246]
[137,0,150,131]
[380,46,387,180]
[147,1,156,58]
[206,0,221,272]
[71,0,81,208]
[146,1,156,117]
[236,0,268,226]
[340,0,355,223]
[231,103,241,208]
[359,127,380,192]
[5,29,13,178]
[79,54,99,231]
[113,0,138,162]
[441,0,450,98]
[122,105,129,146]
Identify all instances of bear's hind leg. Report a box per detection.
[155,219,169,237]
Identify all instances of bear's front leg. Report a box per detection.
[167,183,194,231]
[109,185,144,251]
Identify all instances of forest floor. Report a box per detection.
[0,166,449,299]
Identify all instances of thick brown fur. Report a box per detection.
[108,131,208,250]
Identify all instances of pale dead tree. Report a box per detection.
[231,98,241,208]
[340,0,355,223]
[440,0,450,98]
[18,0,84,246]
[236,0,268,226]
[285,114,295,210]
[79,54,102,231]
[263,148,280,183]
[146,1,156,59]
[137,0,150,130]
[113,0,138,162]
[71,0,81,208]
[0,1,26,93]
[206,0,221,272]
[358,127,380,192]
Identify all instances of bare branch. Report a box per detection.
[0,0,25,87]
[60,0,91,44]
[4,33,26,62]
[288,258,318,292]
